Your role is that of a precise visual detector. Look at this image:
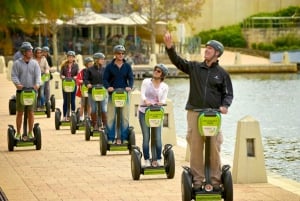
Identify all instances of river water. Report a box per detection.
[134,73,300,182]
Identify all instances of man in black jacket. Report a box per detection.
[163,32,233,190]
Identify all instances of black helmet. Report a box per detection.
[93,52,105,60]
[154,63,168,77]
[20,42,33,53]
[42,46,50,52]
[67,51,76,57]
[113,45,126,53]
[206,40,224,57]
[34,47,42,54]
[84,57,94,65]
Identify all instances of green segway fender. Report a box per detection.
[41,73,50,85]
[81,84,89,98]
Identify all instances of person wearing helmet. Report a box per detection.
[163,32,233,190]
[11,42,41,139]
[33,47,50,111]
[103,45,134,144]
[76,57,93,122]
[84,52,107,130]
[13,41,32,61]
[60,50,79,121]
[41,46,53,105]
[138,63,169,167]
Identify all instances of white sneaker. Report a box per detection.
[144,159,151,167]
[157,159,163,166]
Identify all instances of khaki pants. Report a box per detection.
[186,110,223,186]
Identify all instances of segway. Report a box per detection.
[34,73,51,118]
[85,84,106,140]
[131,104,175,180]
[181,108,233,201]
[55,78,75,130]
[100,88,135,155]
[9,95,16,115]
[7,88,42,151]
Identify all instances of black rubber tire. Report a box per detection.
[9,98,16,115]
[181,168,193,201]
[34,126,42,150]
[50,95,55,112]
[70,113,77,134]
[85,118,91,141]
[7,127,15,151]
[222,168,233,201]
[100,132,107,155]
[131,148,141,180]
[46,101,51,118]
[165,149,175,179]
[55,109,61,130]
[128,128,135,154]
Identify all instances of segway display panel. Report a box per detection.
[112,90,127,107]
[41,73,50,85]
[92,86,107,101]
[20,89,36,106]
[145,106,164,127]
[197,110,221,136]
[62,78,76,93]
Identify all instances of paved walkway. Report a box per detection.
[0,68,300,201]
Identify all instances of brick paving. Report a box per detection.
[0,60,300,201]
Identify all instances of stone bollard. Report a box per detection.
[234,52,241,65]
[129,89,177,145]
[0,56,6,73]
[149,53,157,67]
[50,72,62,100]
[232,115,268,184]
[282,51,290,64]
[7,60,13,81]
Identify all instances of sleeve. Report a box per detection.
[159,83,169,104]
[140,79,148,102]
[127,64,134,88]
[11,63,20,86]
[165,46,191,74]
[222,72,234,107]
[35,63,41,86]
[103,65,110,88]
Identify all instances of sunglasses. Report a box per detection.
[154,69,162,73]
[116,52,125,55]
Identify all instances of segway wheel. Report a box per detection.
[165,149,175,179]
[7,126,15,151]
[70,113,77,134]
[85,118,91,141]
[50,95,55,112]
[55,109,61,130]
[34,125,42,150]
[181,168,193,201]
[100,132,107,155]
[46,101,51,118]
[131,147,141,180]
[9,97,16,115]
[128,127,135,154]
[221,166,233,201]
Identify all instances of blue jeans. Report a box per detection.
[88,93,107,113]
[62,86,76,117]
[37,84,45,107]
[106,95,129,142]
[139,111,162,161]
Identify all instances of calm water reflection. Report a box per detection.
[134,73,300,182]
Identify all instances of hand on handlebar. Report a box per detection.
[219,106,228,114]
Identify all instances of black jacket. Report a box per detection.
[84,65,105,93]
[166,46,233,110]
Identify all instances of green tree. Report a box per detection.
[128,0,205,54]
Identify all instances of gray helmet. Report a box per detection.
[67,50,76,57]
[34,47,42,54]
[84,57,94,65]
[113,45,126,53]
[20,42,33,53]
[42,46,50,52]
[154,63,168,77]
[93,52,105,60]
[206,40,224,57]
